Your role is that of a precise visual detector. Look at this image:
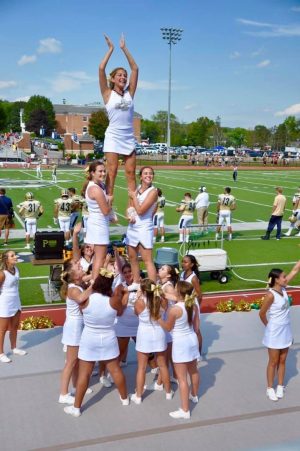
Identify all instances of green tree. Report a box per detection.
[253,125,271,148]
[26,109,50,136]
[24,95,55,134]
[273,124,287,150]
[227,127,248,147]
[88,110,109,141]
[284,116,300,144]
[0,103,8,131]
[141,119,161,143]
[187,116,214,147]
[151,110,177,144]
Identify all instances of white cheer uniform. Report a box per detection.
[180,271,201,318]
[136,298,167,353]
[84,181,109,245]
[126,186,157,249]
[171,302,199,363]
[162,280,175,344]
[262,288,292,349]
[103,90,135,156]
[61,284,84,346]
[79,293,119,361]
[115,282,138,337]
[0,268,21,317]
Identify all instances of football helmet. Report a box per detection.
[61,189,69,198]
[25,192,34,200]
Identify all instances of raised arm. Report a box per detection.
[286,260,300,284]
[120,34,138,98]
[99,34,114,102]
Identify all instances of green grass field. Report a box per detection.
[1,166,300,306]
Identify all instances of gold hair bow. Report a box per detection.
[60,271,67,283]
[150,284,163,297]
[174,268,179,275]
[184,294,196,308]
[99,268,114,278]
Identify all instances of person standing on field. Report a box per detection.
[194,186,209,232]
[261,187,286,241]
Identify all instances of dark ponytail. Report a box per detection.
[267,268,283,288]
[186,254,201,282]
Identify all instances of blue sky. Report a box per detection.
[1,0,300,128]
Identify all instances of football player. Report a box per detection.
[284,188,300,237]
[54,189,74,244]
[176,192,195,243]
[215,187,236,241]
[153,188,165,243]
[18,192,44,249]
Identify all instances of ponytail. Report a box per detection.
[176,280,194,325]
[267,268,283,288]
[140,279,162,321]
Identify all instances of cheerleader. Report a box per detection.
[180,255,203,356]
[83,161,111,281]
[259,262,300,402]
[149,265,179,390]
[127,166,158,283]
[72,223,94,273]
[131,279,172,404]
[59,259,94,404]
[64,269,129,417]
[0,250,27,363]
[158,281,200,419]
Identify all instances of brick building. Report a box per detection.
[54,104,141,142]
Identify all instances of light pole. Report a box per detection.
[160,27,183,163]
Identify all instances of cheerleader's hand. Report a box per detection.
[53,217,58,225]
[104,34,114,50]
[73,222,82,235]
[107,195,114,207]
[120,33,126,49]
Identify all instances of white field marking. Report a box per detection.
[20,276,48,280]
[256,219,265,222]
[158,169,299,191]
[152,174,293,212]
[13,210,25,228]
[230,261,297,268]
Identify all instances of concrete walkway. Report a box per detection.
[1,309,300,451]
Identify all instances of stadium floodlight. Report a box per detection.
[160,28,183,163]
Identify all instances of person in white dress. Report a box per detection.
[82,161,111,281]
[259,262,300,402]
[59,259,94,405]
[99,33,138,199]
[0,250,27,363]
[72,223,94,273]
[64,269,129,417]
[180,255,203,356]
[127,166,158,283]
[130,279,172,404]
[158,281,200,420]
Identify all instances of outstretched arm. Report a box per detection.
[286,260,300,284]
[120,33,138,98]
[99,34,114,102]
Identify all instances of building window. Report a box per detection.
[82,126,88,133]
[82,116,87,122]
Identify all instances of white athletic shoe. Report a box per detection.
[70,387,93,396]
[276,385,285,399]
[146,381,163,391]
[166,390,174,400]
[189,393,199,403]
[120,396,130,406]
[64,405,81,417]
[0,353,11,363]
[283,232,291,237]
[25,244,30,249]
[128,283,140,292]
[266,388,278,401]
[58,393,75,404]
[169,408,190,419]
[100,376,112,388]
[130,393,142,405]
[160,237,165,242]
[12,348,27,356]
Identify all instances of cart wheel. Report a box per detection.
[210,271,220,280]
[219,274,228,284]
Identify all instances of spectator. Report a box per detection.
[261,187,286,241]
[0,189,14,246]
[194,186,209,232]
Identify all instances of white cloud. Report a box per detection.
[237,18,300,37]
[38,38,62,54]
[230,51,241,59]
[275,103,300,116]
[17,54,37,66]
[184,104,198,111]
[257,59,271,68]
[138,80,168,90]
[51,71,96,92]
[14,96,30,102]
[0,80,17,89]
[251,47,264,57]
[291,6,300,12]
